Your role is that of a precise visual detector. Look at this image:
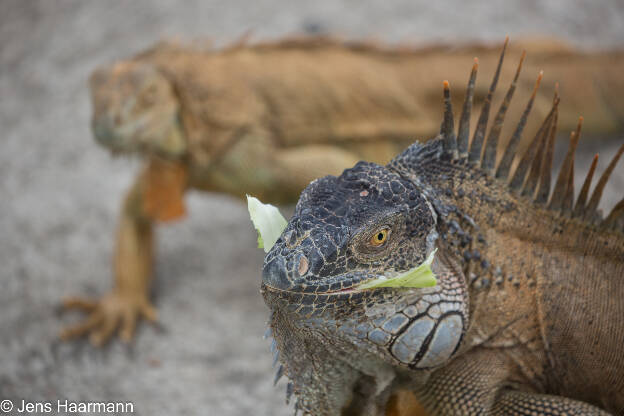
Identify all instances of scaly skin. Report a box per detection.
[261,41,624,415]
[62,36,624,345]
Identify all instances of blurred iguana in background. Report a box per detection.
[60,35,624,346]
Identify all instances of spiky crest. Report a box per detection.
[604,198,624,229]
[495,71,543,179]
[520,94,559,198]
[468,36,509,164]
[432,38,623,233]
[584,143,624,220]
[457,58,478,157]
[534,86,559,204]
[549,118,582,211]
[481,49,526,173]
[509,99,558,192]
[440,80,457,156]
[574,154,599,216]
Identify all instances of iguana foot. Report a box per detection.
[60,293,157,346]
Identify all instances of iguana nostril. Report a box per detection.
[298,255,309,276]
[283,230,296,247]
[262,257,290,290]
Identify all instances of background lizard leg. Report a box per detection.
[61,158,187,345]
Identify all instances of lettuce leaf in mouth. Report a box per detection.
[356,249,437,290]
[247,195,288,253]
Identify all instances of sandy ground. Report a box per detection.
[1,1,623,415]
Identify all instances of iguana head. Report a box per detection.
[262,160,469,413]
[89,61,186,157]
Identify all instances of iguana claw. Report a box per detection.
[60,293,157,346]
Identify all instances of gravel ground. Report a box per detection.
[1,1,623,415]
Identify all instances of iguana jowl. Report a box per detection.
[261,38,624,415]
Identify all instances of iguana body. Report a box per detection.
[261,39,624,415]
[61,35,624,345]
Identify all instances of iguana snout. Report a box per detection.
[89,62,186,157]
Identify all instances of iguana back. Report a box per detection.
[120,36,624,166]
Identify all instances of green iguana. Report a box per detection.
[61,35,624,346]
[260,38,624,415]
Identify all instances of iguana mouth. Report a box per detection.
[261,271,423,296]
[260,280,392,315]
[261,274,373,294]
[93,109,186,158]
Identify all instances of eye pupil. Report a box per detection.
[368,228,389,247]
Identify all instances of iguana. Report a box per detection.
[260,38,624,415]
[61,35,624,345]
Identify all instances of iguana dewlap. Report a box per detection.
[61,35,624,347]
[261,38,624,415]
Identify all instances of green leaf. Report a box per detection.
[356,249,438,290]
[247,195,288,253]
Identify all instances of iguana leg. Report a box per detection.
[61,158,187,346]
[490,390,611,415]
[415,350,610,415]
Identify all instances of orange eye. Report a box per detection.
[369,229,389,247]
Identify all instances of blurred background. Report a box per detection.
[1,1,623,415]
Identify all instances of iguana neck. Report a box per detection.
[426,170,549,388]
[389,146,545,386]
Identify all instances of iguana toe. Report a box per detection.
[60,293,157,346]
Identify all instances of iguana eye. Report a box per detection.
[369,228,390,247]
[353,216,401,260]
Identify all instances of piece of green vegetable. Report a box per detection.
[247,195,288,253]
[356,249,438,289]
